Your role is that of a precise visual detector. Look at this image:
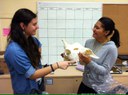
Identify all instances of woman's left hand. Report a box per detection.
[78,52,91,65]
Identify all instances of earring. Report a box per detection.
[23,31,26,35]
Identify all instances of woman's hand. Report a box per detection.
[58,61,76,70]
[78,52,91,65]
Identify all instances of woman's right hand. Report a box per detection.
[58,61,76,70]
[78,52,91,65]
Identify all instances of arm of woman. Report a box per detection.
[30,61,76,80]
[86,46,118,75]
[79,44,118,75]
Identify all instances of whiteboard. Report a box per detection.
[37,2,102,65]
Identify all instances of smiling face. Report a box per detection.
[92,21,109,43]
[22,18,39,37]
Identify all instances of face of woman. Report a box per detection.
[92,21,107,41]
[24,18,39,37]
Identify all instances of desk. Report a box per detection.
[45,65,82,94]
[0,66,82,94]
[0,66,128,94]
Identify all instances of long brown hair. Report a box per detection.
[8,8,41,68]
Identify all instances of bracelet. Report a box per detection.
[56,62,59,68]
[50,64,54,72]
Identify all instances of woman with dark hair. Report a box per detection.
[4,8,76,94]
[77,17,120,94]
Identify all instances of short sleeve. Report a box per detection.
[12,47,36,78]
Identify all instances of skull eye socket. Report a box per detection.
[74,48,78,50]
[65,49,71,55]
[84,50,92,55]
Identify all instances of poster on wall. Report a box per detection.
[37,2,102,65]
[3,28,10,36]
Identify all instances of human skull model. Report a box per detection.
[62,39,99,62]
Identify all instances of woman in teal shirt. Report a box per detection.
[4,8,76,94]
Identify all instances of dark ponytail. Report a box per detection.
[99,17,120,48]
[111,29,120,48]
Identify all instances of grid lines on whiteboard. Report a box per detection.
[37,2,102,65]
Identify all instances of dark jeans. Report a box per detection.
[30,77,45,94]
[30,89,42,94]
[77,82,97,94]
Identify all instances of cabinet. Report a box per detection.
[0,75,13,94]
[45,66,82,94]
[45,77,82,94]
[0,66,128,94]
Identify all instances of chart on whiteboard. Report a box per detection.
[37,2,102,65]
